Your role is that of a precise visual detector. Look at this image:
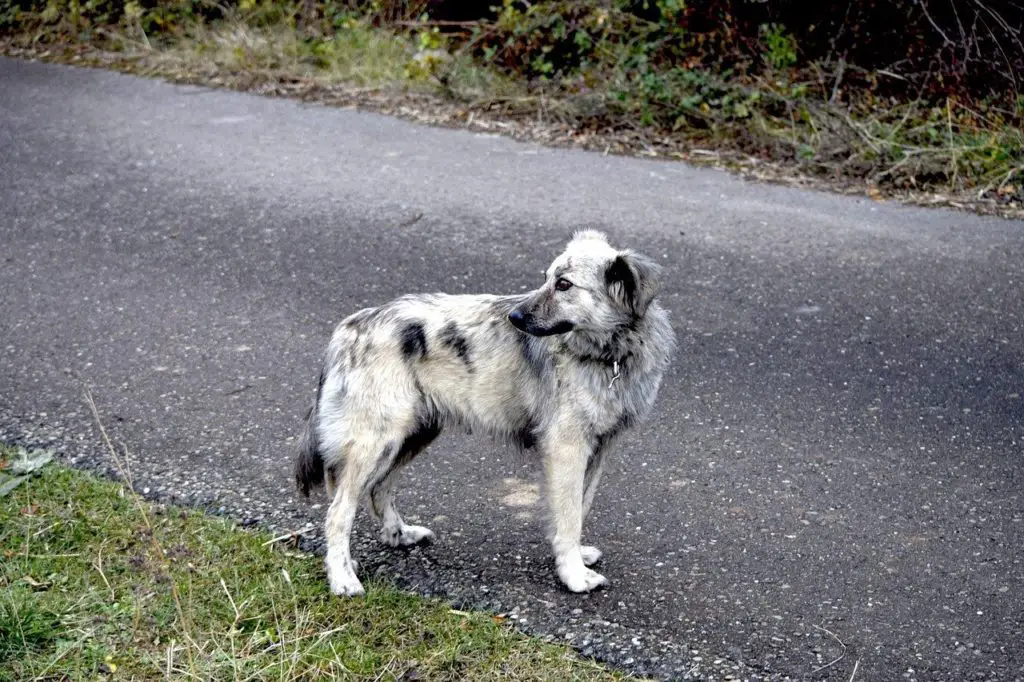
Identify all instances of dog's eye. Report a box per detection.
[555,278,573,292]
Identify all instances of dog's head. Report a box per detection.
[508,230,662,337]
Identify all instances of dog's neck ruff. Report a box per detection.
[559,325,637,376]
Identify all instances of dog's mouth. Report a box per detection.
[508,309,575,337]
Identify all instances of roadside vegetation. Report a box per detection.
[1,0,1022,215]
[0,443,629,680]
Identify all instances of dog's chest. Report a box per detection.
[557,360,637,431]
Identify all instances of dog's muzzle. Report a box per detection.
[508,308,528,330]
[508,307,574,337]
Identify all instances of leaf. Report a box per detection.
[22,575,51,590]
[9,447,54,475]
[0,475,29,498]
[0,475,28,497]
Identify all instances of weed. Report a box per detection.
[759,23,797,71]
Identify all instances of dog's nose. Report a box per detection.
[508,308,526,330]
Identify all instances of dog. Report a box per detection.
[294,230,675,596]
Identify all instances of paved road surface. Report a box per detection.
[2,57,1022,680]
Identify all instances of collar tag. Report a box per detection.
[608,360,621,389]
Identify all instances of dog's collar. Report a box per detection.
[574,352,628,366]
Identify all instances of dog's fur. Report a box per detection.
[295,230,675,596]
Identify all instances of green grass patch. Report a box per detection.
[0,444,629,681]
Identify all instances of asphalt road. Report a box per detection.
[2,56,1022,681]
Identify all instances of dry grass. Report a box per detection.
[148,20,415,87]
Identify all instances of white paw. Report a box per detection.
[380,524,435,547]
[580,545,603,566]
[558,564,608,593]
[326,550,364,597]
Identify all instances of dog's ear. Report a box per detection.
[605,250,661,317]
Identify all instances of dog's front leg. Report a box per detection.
[543,432,608,593]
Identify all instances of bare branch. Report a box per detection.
[920,0,955,45]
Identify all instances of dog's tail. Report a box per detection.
[294,370,326,497]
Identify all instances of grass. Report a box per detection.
[103,15,518,99]
[161,21,415,87]
[0,443,630,681]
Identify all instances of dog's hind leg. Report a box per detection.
[323,437,382,597]
[368,423,440,547]
[543,430,608,593]
[369,469,435,547]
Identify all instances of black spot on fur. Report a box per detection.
[368,418,441,516]
[439,321,473,371]
[397,421,442,466]
[399,322,428,360]
[517,419,538,450]
[593,414,633,453]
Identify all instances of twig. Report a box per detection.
[393,19,482,28]
[373,658,397,682]
[31,632,92,681]
[998,165,1024,190]
[974,1,1023,90]
[135,16,152,51]
[120,442,133,488]
[919,0,954,45]
[220,577,242,622]
[946,96,959,189]
[85,386,195,672]
[93,27,149,52]
[94,549,116,601]
[875,69,909,81]
[977,164,1023,198]
[31,522,61,538]
[261,525,314,546]
[840,113,881,154]
[85,388,143,520]
[26,553,82,558]
[829,57,846,104]
[811,624,848,673]
[849,657,861,681]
